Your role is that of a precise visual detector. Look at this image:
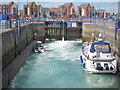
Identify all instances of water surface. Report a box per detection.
[9,41,119,88]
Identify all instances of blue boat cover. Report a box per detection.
[90,41,111,53]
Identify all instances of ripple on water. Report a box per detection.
[9,41,119,88]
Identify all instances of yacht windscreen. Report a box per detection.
[94,44,110,53]
[90,43,111,53]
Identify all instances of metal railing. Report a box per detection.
[0,17,45,30]
[0,17,118,31]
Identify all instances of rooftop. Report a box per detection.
[50,8,60,11]
[64,3,73,8]
[80,3,91,9]
[96,9,106,12]
[28,2,37,7]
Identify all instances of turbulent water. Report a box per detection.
[9,41,119,88]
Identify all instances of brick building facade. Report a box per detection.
[23,2,42,18]
[58,3,76,18]
[77,3,92,18]
[0,2,18,15]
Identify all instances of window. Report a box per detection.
[94,44,110,53]
[13,7,16,13]
[79,8,81,16]
[90,42,111,53]
[82,9,84,16]
[72,8,75,14]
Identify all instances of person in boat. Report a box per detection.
[40,44,44,49]
[35,41,44,49]
[91,33,95,41]
[37,41,46,50]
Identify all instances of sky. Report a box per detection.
[1,0,120,2]
[1,0,119,13]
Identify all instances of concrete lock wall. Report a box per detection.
[45,27,62,40]
[65,27,82,40]
[82,22,120,71]
[2,21,82,88]
[2,23,45,88]
[33,23,45,41]
[2,24,34,70]
[117,30,120,70]
[45,21,82,40]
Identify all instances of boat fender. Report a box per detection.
[96,66,100,70]
[83,63,86,68]
[100,66,103,70]
[110,66,113,70]
[82,45,85,49]
[106,66,109,70]
[43,47,46,49]
[35,48,38,51]
[80,56,83,63]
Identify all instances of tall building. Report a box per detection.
[23,2,42,17]
[77,3,91,18]
[42,8,50,18]
[0,4,8,14]
[0,2,18,15]
[37,4,42,17]
[23,5,27,16]
[7,2,18,15]
[58,5,65,18]
[0,2,18,19]
[58,3,76,18]
[18,10,24,18]
[104,12,111,19]
[91,5,96,18]
[49,8,61,18]
[96,9,105,18]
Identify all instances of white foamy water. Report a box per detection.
[9,41,119,88]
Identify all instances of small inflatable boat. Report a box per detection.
[34,41,46,53]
